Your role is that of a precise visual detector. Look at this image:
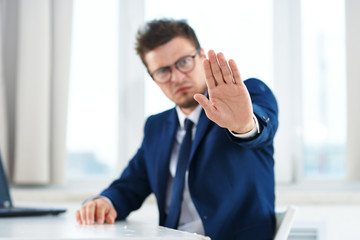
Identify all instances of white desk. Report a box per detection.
[0,204,210,240]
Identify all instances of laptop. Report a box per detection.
[0,152,66,217]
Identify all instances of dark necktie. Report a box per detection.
[165,118,194,229]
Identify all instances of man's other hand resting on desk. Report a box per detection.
[75,198,117,225]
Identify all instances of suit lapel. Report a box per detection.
[188,109,212,165]
[156,109,178,223]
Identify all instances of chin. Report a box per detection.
[177,99,199,109]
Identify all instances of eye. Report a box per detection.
[177,57,192,68]
[153,67,171,78]
[157,67,169,74]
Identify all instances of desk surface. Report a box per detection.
[0,204,209,240]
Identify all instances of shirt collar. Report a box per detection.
[176,104,202,129]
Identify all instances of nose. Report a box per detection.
[170,66,186,83]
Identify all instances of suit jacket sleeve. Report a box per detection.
[226,78,278,149]
[100,119,153,220]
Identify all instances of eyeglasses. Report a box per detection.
[149,48,200,84]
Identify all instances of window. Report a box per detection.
[65,0,347,183]
[301,0,346,178]
[67,0,119,180]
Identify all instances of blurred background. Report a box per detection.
[0,0,359,239]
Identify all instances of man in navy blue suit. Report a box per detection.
[76,19,278,240]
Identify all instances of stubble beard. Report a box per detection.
[178,96,199,109]
[177,85,207,109]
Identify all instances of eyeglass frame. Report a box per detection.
[149,48,201,84]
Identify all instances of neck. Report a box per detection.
[180,105,198,116]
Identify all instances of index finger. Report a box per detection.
[203,59,217,89]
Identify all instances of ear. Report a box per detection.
[199,48,207,59]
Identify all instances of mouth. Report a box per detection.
[175,86,192,94]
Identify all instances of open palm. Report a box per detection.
[194,50,254,134]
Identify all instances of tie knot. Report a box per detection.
[184,119,194,132]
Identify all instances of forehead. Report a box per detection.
[145,37,196,72]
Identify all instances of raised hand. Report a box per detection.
[194,50,254,134]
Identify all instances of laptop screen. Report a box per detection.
[0,152,13,208]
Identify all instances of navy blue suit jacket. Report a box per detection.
[101,78,278,240]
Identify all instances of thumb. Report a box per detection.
[194,93,210,110]
[194,93,215,116]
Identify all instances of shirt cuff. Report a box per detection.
[228,114,260,139]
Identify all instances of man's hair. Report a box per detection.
[135,19,201,68]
